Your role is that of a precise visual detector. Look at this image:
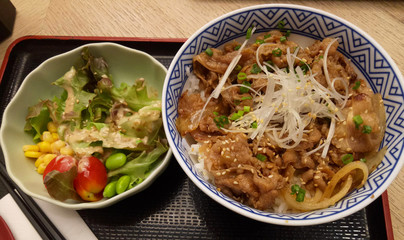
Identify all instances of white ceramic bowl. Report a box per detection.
[0,42,172,210]
[162,4,404,225]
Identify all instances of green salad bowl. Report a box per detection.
[0,42,172,209]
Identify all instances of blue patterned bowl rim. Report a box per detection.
[162,4,404,225]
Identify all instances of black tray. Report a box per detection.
[0,36,394,240]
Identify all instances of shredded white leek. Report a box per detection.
[188,34,347,157]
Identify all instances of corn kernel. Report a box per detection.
[37,141,51,153]
[60,146,74,156]
[47,122,58,133]
[35,155,45,167]
[37,163,47,174]
[51,140,66,153]
[42,131,54,143]
[24,151,42,158]
[43,154,57,165]
[22,145,39,152]
[51,133,59,141]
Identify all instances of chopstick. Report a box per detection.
[0,163,65,240]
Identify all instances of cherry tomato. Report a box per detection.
[74,156,108,201]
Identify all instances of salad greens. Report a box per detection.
[24,47,168,195]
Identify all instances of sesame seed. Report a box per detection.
[314,183,318,187]
[216,172,221,176]
[222,171,226,175]
[346,148,352,152]
[268,175,273,178]
[233,181,239,185]
[314,175,321,180]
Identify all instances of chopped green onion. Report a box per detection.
[240,81,251,93]
[246,26,253,39]
[353,115,363,129]
[213,111,219,116]
[266,60,274,71]
[255,39,265,44]
[251,63,262,74]
[296,189,306,202]
[299,61,309,75]
[234,45,241,51]
[360,158,367,163]
[264,33,271,39]
[285,30,291,37]
[290,184,305,202]
[256,153,267,162]
[234,100,240,105]
[280,36,287,43]
[291,185,300,194]
[341,154,354,165]
[241,96,252,100]
[353,80,361,90]
[213,115,229,129]
[230,113,241,121]
[243,106,251,112]
[277,20,285,29]
[362,125,372,134]
[272,48,282,57]
[234,64,242,72]
[251,121,258,128]
[237,72,247,81]
[230,110,244,121]
[319,55,324,59]
[205,48,213,56]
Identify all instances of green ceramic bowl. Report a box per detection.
[0,42,172,209]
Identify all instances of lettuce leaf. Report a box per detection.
[43,166,82,202]
[109,78,159,112]
[52,67,96,122]
[24,101,52,142]
[107,141,168,188]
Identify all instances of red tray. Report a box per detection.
[0,35,395,240]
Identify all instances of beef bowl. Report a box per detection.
[162,4,404,225]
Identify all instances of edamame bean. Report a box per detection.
[116,175,131,194]
[103,181,118,198]
[105,152,127,170]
